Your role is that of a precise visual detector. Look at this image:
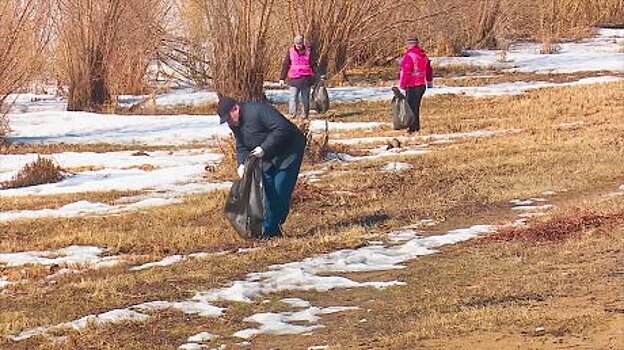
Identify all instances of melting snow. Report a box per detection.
[233,306,358,339]
[0,246,119,268]
[10,225,494,341]
[381,162,413,172]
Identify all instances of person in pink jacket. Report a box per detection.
[279,34,319,118]
[399,34,433,133]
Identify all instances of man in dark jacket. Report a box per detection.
[279,34,319,118]
[217,96,306,239]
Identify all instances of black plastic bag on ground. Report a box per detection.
[391,87,415,130]
[312,78,330,114]
[224,156,264,239]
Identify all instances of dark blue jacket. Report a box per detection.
[231,101,306,170]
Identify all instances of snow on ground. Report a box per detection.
[1,128,520,221]
[0,149,231,221]
[6,111,384,145]
[130,251,229,271]
[9,224,494,343]
[0,150,221,181]
[6,29,621,118]
[0,198,178,222]
[327,145,430,163]
[232,305,359,339]
[510,198,554,226]
[0,246,119,268]
[434,28,624,73]
[332,129,522,146]
[1,165,212,197]
[113,75,624,109]
[8,309,150,342]
[7,112,228,145]
[0,277,11,290]
[381,162,413,172]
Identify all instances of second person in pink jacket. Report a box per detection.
[279,34,320,118]
[399,34,433,133]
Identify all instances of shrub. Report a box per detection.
[2,156,65,189]
[204,137,237,181]
[0,110,8,142]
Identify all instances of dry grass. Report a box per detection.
[0,190,143,212]
[487,210,623,242]
[203,137,236,181]
[435,71,623,87]
[540,40,562,55]
[1,81,623,348]
[0,143,199,155]
[1,156,65,190]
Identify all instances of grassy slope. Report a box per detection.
[0,81,623,349]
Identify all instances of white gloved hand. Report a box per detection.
[251,146,265,158]
[237,164,245,178]
[279,80,285,87]
[426,81,433,89]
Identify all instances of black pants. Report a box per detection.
[406,85,426,132]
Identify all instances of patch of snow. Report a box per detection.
[9,309,149,341]
[434,29,624,73]
[381,162,413,172]
[128,249,247,272]
[233,306,359,339]
[134,300,224,318]
[388,230,419,242]
[130,255,185,271]
[0,198,179,222]
[332,129,520,146]
[7,111,384,145]
[327,146,430,163]
[553,121,584,129]
[178,343,208,350]
[0,245,119,268]
[187,332,219,343]
[10,224,494,342]
[280,298,312,309]
[511,204,554,212]
[195,225,493,305]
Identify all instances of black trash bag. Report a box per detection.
[224,156,264,239]
[391,87,416,130]
[312,77,330,114]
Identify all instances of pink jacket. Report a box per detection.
[288,47,314,79]
[399,45,433,88]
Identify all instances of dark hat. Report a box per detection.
[217,96,237,124]
[406,33,419,45]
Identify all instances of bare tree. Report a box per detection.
[281,0,405,79]
[187,0,276,100]
[0,0,51,136]
[55,0,171,112]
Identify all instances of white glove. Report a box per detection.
[251,146,264,158]
[426,81,433,89]
[279,80,285,87]
[237,164,244,178]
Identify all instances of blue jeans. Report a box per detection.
[288,85,311,118]
[261,152,304,238]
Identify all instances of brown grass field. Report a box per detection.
[0,79,623,349]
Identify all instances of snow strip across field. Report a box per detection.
[0,246,119,268]
[434,28,624,73]
[8,225,494,344]
[6,112,386,145]
[0,128,520,221]
[332,129,521,146]
[115,75,621,108]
